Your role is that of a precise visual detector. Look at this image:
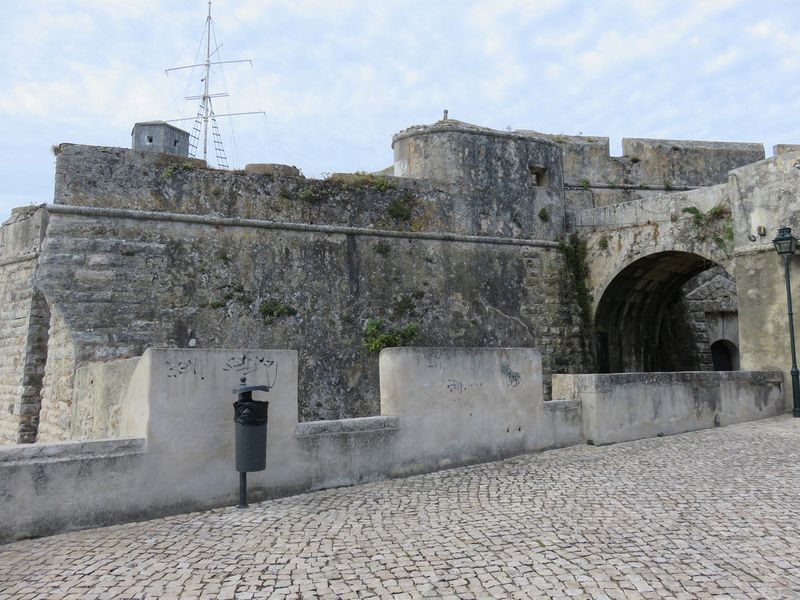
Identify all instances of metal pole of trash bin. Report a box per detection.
[233,376,270,509]
[238,472,248,508]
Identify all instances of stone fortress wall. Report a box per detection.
[0,118,780,444]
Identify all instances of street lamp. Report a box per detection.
[773,226,800,417]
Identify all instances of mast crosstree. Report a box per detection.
[165,0,265,168]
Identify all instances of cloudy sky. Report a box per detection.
[1,0,799,222]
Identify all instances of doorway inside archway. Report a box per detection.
[710,339,740,371]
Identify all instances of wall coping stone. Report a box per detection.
[543,399,581,412]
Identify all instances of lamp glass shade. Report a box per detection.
[773,227,798,256]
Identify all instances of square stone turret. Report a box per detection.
[131,121,190,157]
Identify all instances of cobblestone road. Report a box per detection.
[3,417,800,600]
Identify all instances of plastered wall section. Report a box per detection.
[1,347,581,542]
[0,208,48,444]
[378,347,580,474]
[70,357,141,439]
[729,151,800,379]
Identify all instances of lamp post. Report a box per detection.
[773,226,800,417]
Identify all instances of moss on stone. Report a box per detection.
[538,207,550,222]
[391,294,416,318]
[258,299,297,324]
[373,241,391,256]
[560,233,592,328]
[388,195,416,221]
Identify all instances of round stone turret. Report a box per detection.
[391,119,566,239]
[391,119,564,193]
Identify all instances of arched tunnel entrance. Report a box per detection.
[595,251,735,373]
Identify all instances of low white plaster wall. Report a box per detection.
[2,349,301,543]
[0,438,146,541]
[2,347,582,542]
[117,349,305,507]
[553,370,784,445]
[294,416,401,490]
[379,347,574,473]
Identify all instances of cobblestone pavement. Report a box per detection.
[3,417,800,600]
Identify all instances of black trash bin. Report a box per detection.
[233,377,270,507]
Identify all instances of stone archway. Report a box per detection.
[594,251,730,373]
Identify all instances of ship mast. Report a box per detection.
[202,0,212,162]
[164,0,266,167]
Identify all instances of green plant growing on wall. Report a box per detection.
[298,185,323,202]
[160,160,195,181]
[370,175,395,193]
[363,318,419,353]
[724,222,734,242]
[373,241,391,255]
[208,298,227,309]
[598,235,609,251]
[388,195,416,221]
[681,206,705,226]
[258,299,297,324]
[560,233,592,328]
[663,180,674,191]
[707,204,731,220]
[581,178,590,190]
[681,204,734,253]
[160,164,178,180]
[349,172,397,193]
[538,207,550,222]
[276,186,292,200]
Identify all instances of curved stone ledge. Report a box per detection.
[44,204,561,249]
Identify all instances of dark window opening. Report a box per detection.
[146,136,153,144]
[529,165,548,187]
[174,139,179,147]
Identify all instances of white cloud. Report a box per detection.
[704,47,740,73]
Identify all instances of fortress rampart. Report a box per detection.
[0,119,787,444]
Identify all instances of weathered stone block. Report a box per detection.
[244,163,301,177]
